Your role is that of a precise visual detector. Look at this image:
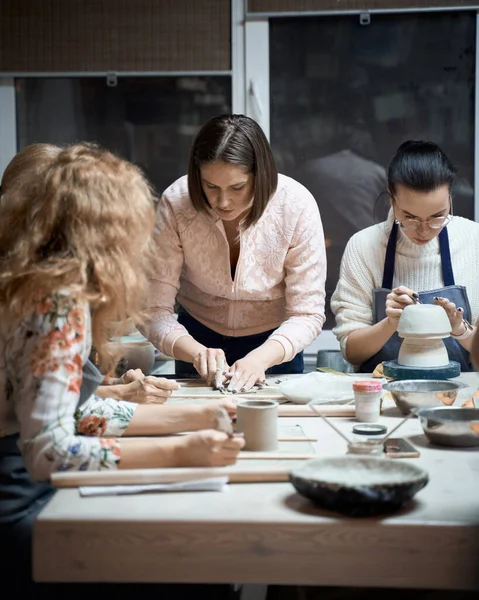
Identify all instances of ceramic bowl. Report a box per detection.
[382,379,466,415]
[416,406,479,447]
[397,304,451,338]
[290,456,428,517]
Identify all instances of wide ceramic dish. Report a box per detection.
[416,406,479,447]
[278,372,355,405]
[290,456,428,517]
[397,304,451,338]
[382,379,466,415]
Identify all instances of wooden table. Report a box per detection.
[33,372,479,590]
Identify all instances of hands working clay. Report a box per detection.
[143,114,326,389]
[385,286,475,348]
[193,347,271,393]
[331,140,479,372]
[99,368,180,404]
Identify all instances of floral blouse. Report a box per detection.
[0,293,138,481]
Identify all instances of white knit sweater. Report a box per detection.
[331,211,479,356]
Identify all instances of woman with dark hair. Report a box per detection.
[144,114,327,391]
[331,140,479,372]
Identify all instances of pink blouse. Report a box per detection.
[144,174,327,363]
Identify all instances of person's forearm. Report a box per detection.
[124,404,214,436]
[245,339,286,370]
[172,335,206,363]
[95,384,124,400]
[345,318,396,365]
[119,437,181,469]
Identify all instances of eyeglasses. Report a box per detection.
[394,198,453,231]
[395,214,452,231]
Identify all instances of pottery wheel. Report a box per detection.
[383,360,461,380]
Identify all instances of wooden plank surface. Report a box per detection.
[33,372,479,588]
[168,378,356,416]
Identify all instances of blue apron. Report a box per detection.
[360,222,473,373]
[0,360,103,585]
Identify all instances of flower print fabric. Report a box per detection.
[0,293,137,481]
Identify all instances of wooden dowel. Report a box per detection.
[278,404,355,417]
[238,452,315,460]
[51,466,292,487]
[278,436,317,442]
[171,393,285,400]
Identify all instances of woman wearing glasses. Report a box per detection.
[331,140,479,372]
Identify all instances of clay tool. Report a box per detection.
[380,411,416,444]
[309,404,352,444]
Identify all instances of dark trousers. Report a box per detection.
[175,308,304,377]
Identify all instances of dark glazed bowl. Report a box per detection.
[290,456,428,517]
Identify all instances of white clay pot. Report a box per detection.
[398,304,451,339]
[398,337,449,367]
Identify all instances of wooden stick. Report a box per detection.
[278,404,355,417]
[238,452,315,460]
[173,433,317,442]
[171,393,285,400]
[51,466,292,488]
[278,436,317,442]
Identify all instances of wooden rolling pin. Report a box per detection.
[238,452,315,460]
[278,404,355,417]
[51,466,292,488]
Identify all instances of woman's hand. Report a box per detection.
[119,368,145,384]
[102,368,145,386]
[201,399,237,426]
[193,347,229,387]
[226,357,266,393]
[433,296,467,335]
[385,285,417,328]
[176,430,245,467]
[114,377,180,404]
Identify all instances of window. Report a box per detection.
[16,76,232,196]
[270,11,475,328]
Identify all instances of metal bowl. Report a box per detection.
[382,379,466,415]
[416,406,479,447]
[290,456,428,517]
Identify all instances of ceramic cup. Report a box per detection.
[236,400,279,451]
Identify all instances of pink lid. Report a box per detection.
[353,380,383,392]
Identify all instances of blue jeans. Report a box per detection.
[175,308,304,377]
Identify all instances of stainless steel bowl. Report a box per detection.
[382,379,466,415]
[416,406,479,447]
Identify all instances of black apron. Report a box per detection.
[0,359,103,584]
[360,222,473,373]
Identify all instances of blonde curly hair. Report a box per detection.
[0,142,157,370]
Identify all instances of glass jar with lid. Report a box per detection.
[347,423,387,456]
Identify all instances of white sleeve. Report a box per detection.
[330,234,376,357]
